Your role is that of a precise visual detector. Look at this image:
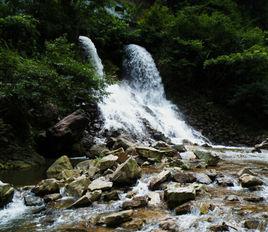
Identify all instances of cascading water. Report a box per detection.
[78,36,104,78]
[99,44,205,144]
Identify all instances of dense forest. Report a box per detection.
[0,0,268,167]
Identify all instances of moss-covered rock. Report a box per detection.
[46,155,73,179]
[0,181,15,208]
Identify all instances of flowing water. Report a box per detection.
[0,40,267,231]
[99,44,205,145]
[78,36,104,78]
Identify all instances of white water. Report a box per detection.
[78,36,104,77]
[99,44,205,144]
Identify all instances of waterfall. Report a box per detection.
[99,44,205,144]
[78,36,104,78]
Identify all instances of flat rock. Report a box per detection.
[193,150,220,166]
[88,177,113,191]
[122,196,148,209]
[164,182,196,209]
[194,173,212,184]
[98,154,118,172]
[96,210,133,227]
[149,170,170,190]
[172,170,196,184]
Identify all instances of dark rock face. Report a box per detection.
[37,110,89,157]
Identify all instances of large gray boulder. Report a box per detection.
[46,155,73,180]
[111,158,141,185]
[0,181,14,208]
[164,182,196,208]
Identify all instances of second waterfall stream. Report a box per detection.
[98,44,205,144]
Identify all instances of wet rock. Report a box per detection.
[75,160,98,177]
[68,190,102,208]
[122,218,145,230]
[254,138,268,152]
[180,151,197,160]
[111,157,141,185]
[31,205,46,214]
[46,155,73,180]
[58,169,80,180]
[164,182,196,208]
[237,168,255,177]
[199,202,215,214]
[122,196,148,209]
[65,175,90,197]
[159,218,179,231]
[172,144,187,153]
[172,170,196,184]
[210,222,229,231]
[149,170,170,190]
[102,190,120,201]
[96,210,133,227]
[224,195,240,202]
[136,147,163,161]
[205,169,217,181]
[107,148,129,163]
[194,173,212,184]
[216,176,234,187]
[193,150,220,166]
[88,177,113,191]
[98,154,118,172]
[89,144,110,158]
[175,202,192,215]
[44,193,61,203]
[0,181,14,207]
[108,136,136,150]
[243,196,264,202]
[24,195,44,206]
[244,219,260,230]
[239,174,263,188]
[148,192,162,207]
[33,179,60,196]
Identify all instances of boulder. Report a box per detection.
[68,190,102,208]
[194,173,212,185]
[98,154,118,172]
[175,202,192,215]
[89,144,110,158]
[122,218,145,230]
[75,160,98,178]
[107,148,129,164]
[239,174,263,188]
[39,110,89,157]
[111,158,141,185]
[47,155,73,179]
[0,181,14,207]
[32,179,60,196]
[164,182,196,208]
[136,147,163,161]
[193,150,220,166]
[237,168,256,177]
[216,176,234,187]
[149,170,170,190]
[96,210,133,227]
[108,136,136,150]
[43,193,61,203]
[24,195,44,206]
[65,175,90,197]
[244,220,261,230]
[172,171,196,184]
[122,196,148,209]
[88,177,113,191]
[102,190,120,201]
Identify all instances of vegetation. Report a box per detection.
[0,0,267,134]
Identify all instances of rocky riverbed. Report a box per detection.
[0,136,268,232]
